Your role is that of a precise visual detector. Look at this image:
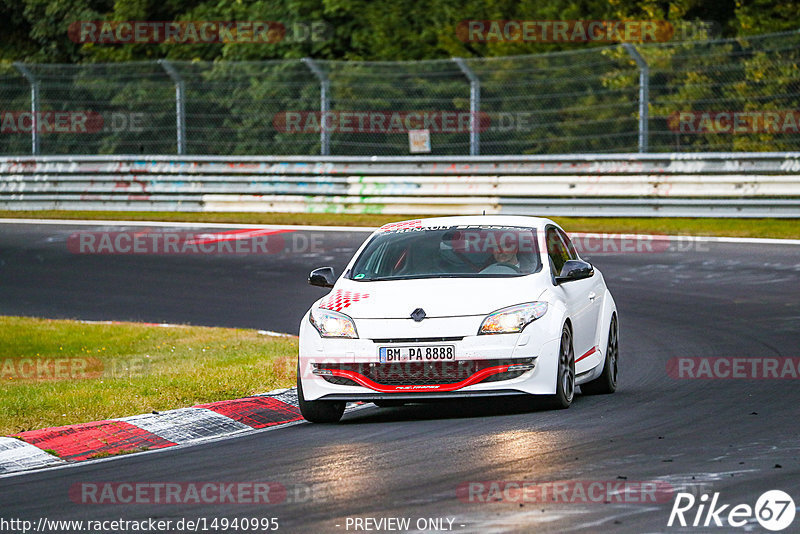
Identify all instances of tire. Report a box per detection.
[297,365,345,423]
[550,325,575,409]
[581,314,618,395]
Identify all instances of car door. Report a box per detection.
[557,228,604,359]
[546,226,596,361]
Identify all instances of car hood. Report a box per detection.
[315,275,548,319]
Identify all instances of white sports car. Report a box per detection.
[297,216,618,423]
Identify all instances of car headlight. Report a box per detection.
[478,302,548,335]
[309,308,358,338]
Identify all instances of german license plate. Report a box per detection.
[379,345,455,362]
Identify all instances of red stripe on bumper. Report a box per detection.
[576,346,599,363]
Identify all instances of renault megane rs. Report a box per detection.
[297,216,618,423]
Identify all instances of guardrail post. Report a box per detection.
[13,63,39,155]
[622,44,649,153]
[302,58,330,156]
[158,60,186,155]
[452,57,481,156]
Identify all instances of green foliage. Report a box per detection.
[1,0,796,63]
[1,1,798,155]
[734,0,800,35]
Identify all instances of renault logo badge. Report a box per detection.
[411,308,426,322]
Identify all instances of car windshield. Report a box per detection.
[349,225,541,281]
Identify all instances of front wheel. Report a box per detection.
[297,365,345,423]
[581,314,618,395]
[550,325,575,409]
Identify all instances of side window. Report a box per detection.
[364,241,387,275]
[379,242,408,276]
[556,228,579,260]
[546,227,571,276]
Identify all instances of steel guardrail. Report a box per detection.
[1,152,799,217]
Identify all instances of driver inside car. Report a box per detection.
[480,241,522,274]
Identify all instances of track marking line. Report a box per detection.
[0,218,377,232]
[1,218,799,244]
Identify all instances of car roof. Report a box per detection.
[378,215,555,230]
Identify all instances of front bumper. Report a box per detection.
[314,357,536,392]
[298,313,562,401]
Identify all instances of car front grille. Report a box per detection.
[316,358,534,387]
[321,375,361,387]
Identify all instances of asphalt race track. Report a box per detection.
[1,221,799,533]
[0,222,370,334]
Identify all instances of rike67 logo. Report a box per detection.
[668,490,795,531]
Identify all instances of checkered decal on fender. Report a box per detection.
[319,290,371,312]
[379,219,423,232]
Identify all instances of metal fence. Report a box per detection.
[1,30,800,156]
[2,153,799,217]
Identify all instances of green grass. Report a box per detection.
[0,210,396,228]
[0,316,297,436]
[1,210,798,239]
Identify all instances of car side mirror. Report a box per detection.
[308,267,336,288]
[555,260,594,284]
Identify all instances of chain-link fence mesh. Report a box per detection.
[0,63,34,155]
[319,58,469,155]
[2,29,799,156]
[176,60,319,155]
[646,31,800,152]
[464,47,639,154]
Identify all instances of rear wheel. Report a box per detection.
[550,325,575,409]
[297,365,345,423]
[581,314,618,395]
